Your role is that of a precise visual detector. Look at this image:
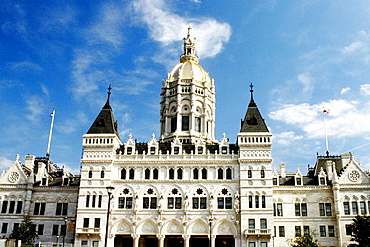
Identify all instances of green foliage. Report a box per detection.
[351,215,370,247]
[9,216,37,245]
[288,231,319,247]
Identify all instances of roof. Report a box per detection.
[87,87,119,136]
[240,85,269,132]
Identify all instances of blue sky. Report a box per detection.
[2,0,370,175]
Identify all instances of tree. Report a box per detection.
[288,231,319,247]
[9,216,37,245]
[351,215,370,247]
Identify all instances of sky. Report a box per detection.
[2,0,370,175]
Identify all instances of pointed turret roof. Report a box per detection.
[87,86,119,136]
[240,83,269,132]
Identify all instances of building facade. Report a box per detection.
[0,155,80,246]
[74,28,370,247]
[1,28,370,247]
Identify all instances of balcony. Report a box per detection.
[244,229,271,237]
[76,228,101,237]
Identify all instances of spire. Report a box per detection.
[180,26,199,63]
[240,84,269,132]
[87,86,119,136]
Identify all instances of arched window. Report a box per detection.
[177,169,183,180]
[217,188,232,209]
[193,168,199,179]
[202,168,207,179]
[145,169,150,180]
[118,188,133,209]
[129,169,135,180]
[218,168,223,179]
[143,188,157,209]
[261,169,265,178]
[167,188,182,209]
[153,169,158,180]
[248,170,252,178]
[88,170,92,178]
[169,168,174,179]
[192,188,207,209]
[100,171,105,178]
[121,169,126,179]
[226,168,232,179]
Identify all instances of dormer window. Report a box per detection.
[174,147,179,154]
[320,177,325,185]
[221,147,227,154]
[150,147,155,155]
[273,178,278,185]
[127,147,132,155]
[42,178,47,185]
[296,178,302,185]
[198,147,203,154]
[63,178,69,186]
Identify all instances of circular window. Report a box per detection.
[9,172,19,183]
[349,170,360,182]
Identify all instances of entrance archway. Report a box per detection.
[215,236,234,247]
[114,235,133,247]
[165,235,184,247]
[139,235,158,247]
[190,236,209,247]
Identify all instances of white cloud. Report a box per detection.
[341,87,350,94]
[298,73,313,93]
[274,131,303,145]
[269,99,370,139]
[360,84,370,95]
[9,61,43,73]
[132,0,231,59]
[342,41,365,55]
[0,157,13,171]
[25,96,45,122]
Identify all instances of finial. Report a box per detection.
[248,83,256,107]
[249,83,254,92]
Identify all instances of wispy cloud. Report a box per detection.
[274,131,303,145]
[8,61,43,73]
[0,156,13,171]
[341,87,350,94]
[25,95,45,122]
[360,84,370,95]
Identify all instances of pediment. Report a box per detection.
[338,160,370,184]
[0,158,29,185]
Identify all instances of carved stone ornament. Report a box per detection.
[349,170,360,182]
[8,172,19,183]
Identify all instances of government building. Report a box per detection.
[1,28,370,247]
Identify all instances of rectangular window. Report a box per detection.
[225,197,232,209]
[8,201,15,214]
[118,197,125,209]
[218,198,224,209]
[52,225,59,235]
[1,223,8,234]
[255,196,259,208]
[195,117,201,132]
[273,178,278,185]
[344,202,350,215]
[319,203,325,216]
[1,201,8,213]
[248,219,255,229]
[320,226,326,237]
[295,226,301,237]
[352,202,358,215]
[38,224,44,235]
[301,203,307,216]
[248,243,255,247]
[62,203,68,215]
[143,198,150,209]
[34,203,40,215]
[303,226,310,236]
[126,197,133,209]
[262,195,266,208]
[94,218,100,228]
[60,224,66,236]
[320,177,325,185]
[345,224,352,236]
[98,195,102,208]
[175,198,182,209]
[260,219,267,229]
[86,195,90,208]
[81,241,88,246]
[249,196,253,208]
[200,197,207,209]
[83,218,89,228]
[273,203,276,216]
[328,225,335,237]
[182,116,189,131]
[279,226,285,237]
[277,203,283,216]
[92,195,96,208]
[13,223,19,232]
[150,198,157,209]
[16,201,22,214]
[93,241,99,247]
[360,201,367,215]
[168,198,174,209]
[296,177,301,185]
[171,117,177,133]
[261,243,267,247]
[326,203,332,216]
[192,198,199,209]
[56,203,62,215]
[295,203,301,216]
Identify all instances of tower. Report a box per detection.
[160,27,216,145]
[237,84,273,246]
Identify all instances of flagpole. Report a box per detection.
[46,109,55,159]
[322,108,329,156]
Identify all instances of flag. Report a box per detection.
[322,109,330,115]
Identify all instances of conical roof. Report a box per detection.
[87,86,119,136]
[240,84,269,132]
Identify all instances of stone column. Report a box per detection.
[132,234,140,247]
[183,235,190,247]
[157,234,165,247]
[210,235,216,247]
